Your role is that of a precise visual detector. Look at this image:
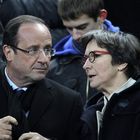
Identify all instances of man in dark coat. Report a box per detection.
[0,15,83,140]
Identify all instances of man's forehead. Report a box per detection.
[18,23,50,34]
[17,23,51,38]
[16,23,52,46]
[63,14,93,27]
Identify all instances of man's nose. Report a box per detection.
[72,28,82,40]
[38,50,51,63]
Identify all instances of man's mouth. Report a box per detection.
[88,74,96,79]
[34,67,47,71]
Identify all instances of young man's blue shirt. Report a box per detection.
[53,19,120,56]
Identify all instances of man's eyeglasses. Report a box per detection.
[83,50,110,64]
[10,45,55,56]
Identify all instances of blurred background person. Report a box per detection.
[0,0,69,46]
[47,0,119,104]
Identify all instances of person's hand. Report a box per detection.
[18,132,50,140]
[0,116,18,140]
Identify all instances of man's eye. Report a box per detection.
[44,48,50,52]
[67,27,73,31]
[27,48,39,55]
[77,27,85,30]
[28,48,38,52]
[77,25,87,30]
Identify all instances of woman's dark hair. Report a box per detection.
[81,30,140,79]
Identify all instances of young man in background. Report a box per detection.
[47,0,119,104]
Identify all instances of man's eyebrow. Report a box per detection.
[75,23,89,28]
[27,44,52,49]
[27,45,39,49]
[44,44,52,48]
[66,23,89,29]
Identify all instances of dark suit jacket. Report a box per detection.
[0,67,83,140]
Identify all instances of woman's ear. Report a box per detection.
[118,63,128,71]
[3,45,14,61]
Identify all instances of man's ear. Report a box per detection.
[118,63,128,71]
[96,9,107,28]
[98,9,108,22]
[3,45,14,61]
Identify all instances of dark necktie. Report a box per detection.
[14,88,25,95]
[14,89,25,94]
[14,89,26,100]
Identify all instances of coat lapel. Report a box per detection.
[28,79,55,129]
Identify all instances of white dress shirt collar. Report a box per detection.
[5,68,27,91]
[107,78,136,101]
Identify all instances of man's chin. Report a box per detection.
[32,74,46,81]
[90,81,99,89]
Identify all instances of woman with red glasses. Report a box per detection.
[80,30,140,140]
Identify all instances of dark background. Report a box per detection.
[104,0,140,39]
